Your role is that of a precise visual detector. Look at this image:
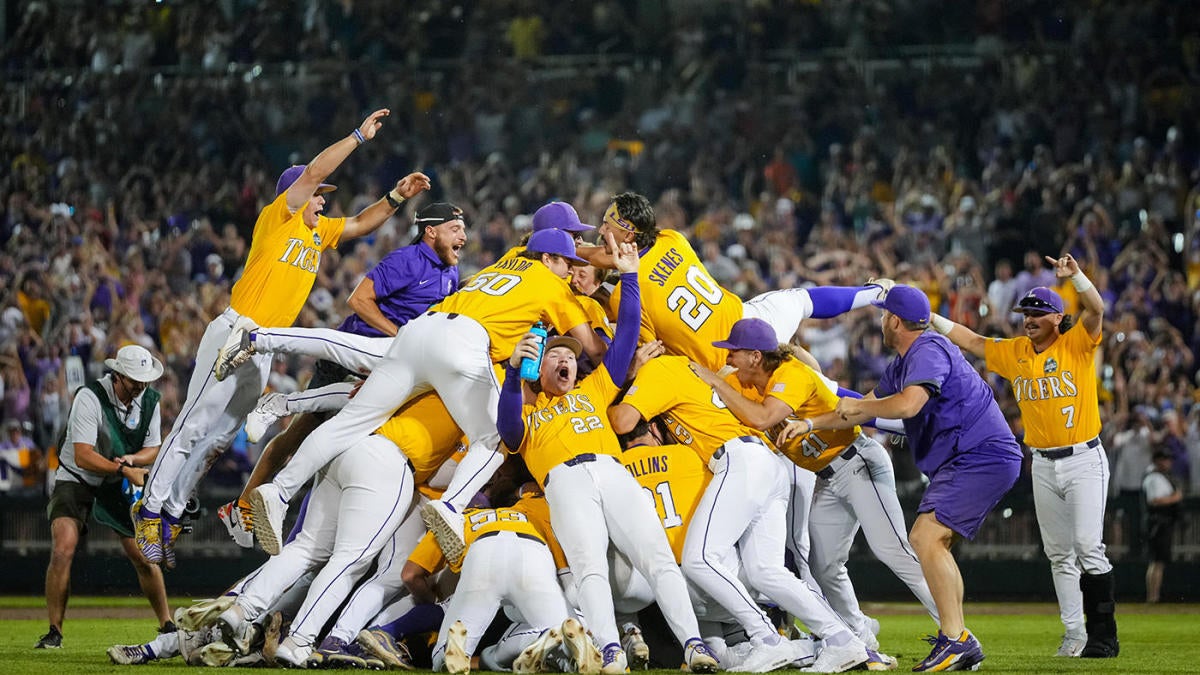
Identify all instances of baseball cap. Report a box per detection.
[275,165,337,197]
[712,318,778,352]
[533,202,593,233]
[104,345,165,383]
[526,228,588,266]
[1013,287,1064,315]
[871,284,931,325]
[545,335,583,357]
[415,202,467,227]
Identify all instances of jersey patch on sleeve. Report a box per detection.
[771,383,786,393]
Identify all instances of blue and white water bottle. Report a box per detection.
[520,322,548,381]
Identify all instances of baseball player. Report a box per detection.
[496,235,718,674]
[689,318,939,646]
[610,355,870,674]
[930,255,1118,658]
[577,191,889,371]
[132,108,432,567]
[216,203,465,545]
[246,227,606,557]
[780,284,1023,672]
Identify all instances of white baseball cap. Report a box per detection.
[104,345,164,383]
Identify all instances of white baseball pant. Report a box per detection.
[279,382,358,416]
[681,437,857,644]
[431,531,571,670]
[544,456,703,649]
[742,288,816,343]
[270,312,503,508]
[807,435,939,632]
[144,308,271,517]
[235,435,415,647]
[785,461,817,584]
[1032,442,1112,637]
[252,327,389,375]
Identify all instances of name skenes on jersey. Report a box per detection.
[984,321,1101,448]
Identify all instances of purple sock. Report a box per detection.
[138,505,160,519]
[807,286,870,318]
[284,492,312,545]
[161,511,180,526]
[378,603,445,639]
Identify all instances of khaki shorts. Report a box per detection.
[47,479,135,538]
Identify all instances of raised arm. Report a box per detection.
[342,171,432,240]
[601,237,642,386]
[930,314,987,358]
[286,108,391,213]
[498,333,541,450]
[1047,253,1103,338]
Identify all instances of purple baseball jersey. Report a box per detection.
[338,241,458,337]
[875,331,1021,477]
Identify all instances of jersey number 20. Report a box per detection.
[667,266,724,331]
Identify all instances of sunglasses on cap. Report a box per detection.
[1016,296,1060,313]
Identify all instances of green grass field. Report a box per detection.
[1,597,1196,673]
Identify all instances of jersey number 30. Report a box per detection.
[667,266,723,331]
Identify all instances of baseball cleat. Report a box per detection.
[309,635,360,669]
[421,500,466,566]
[275,635,312,669]
[162,517,183,570]
[261,612,283,667]
[249,483,288,555]
[866,277,895,300]
[218,499,256,548]
[863,648,898,671]
[175,595,236,631]
[198,642,237,667]
[600,642,628,675]
[245,391,289,444]
[216,602,255,655]
[684,637,720,673]
[728,638,794,673]
[514,626,564,673]
[445,620,471,674]
[131,500,163,564]
[34,625,63,649]
[788,637,817,669]
[107,644,152,665]
[179,626,218,666]
[1056,633,1086,657]
[856,617,881,651]
[623,625,651,670]
[912,630,984,672]
[561,618,602,675]
[358,627,415,670]
[214,317,258,381]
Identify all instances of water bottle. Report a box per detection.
[520,322,548,381]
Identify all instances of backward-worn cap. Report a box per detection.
[712,318,778,352]
[1013,286,1064,315]
[545,335,583,357]
[414,202,467,227]
[872,284,931,324]
[532,202,593,233]
[275,165,337,197]
[526,228,588,266]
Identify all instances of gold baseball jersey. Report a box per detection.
[984,321,1102,448]
[230,193,345,327]
[408,531,447,574]
[730,359,860,472]
[432,255,591,363]
[509,490,567,569]
[621,356,759,463]
[516,365,623,485]
[375,391,465,487]
[619,443,710,564]
[577,294,615,339]
[610,230,744,371]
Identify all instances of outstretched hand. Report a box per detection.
[1045,253,1081,279]
[358,109,391,142]
[395,172,432,199]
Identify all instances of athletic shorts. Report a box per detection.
[918,447,1021,540]
[47,479,135,538]
[1147,517,1175,562]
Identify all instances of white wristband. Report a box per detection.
[930,313,954,335]
[1070,272,1093,293]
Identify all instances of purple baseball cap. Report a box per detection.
[1013,287,1064,314]
[526,228,588,266]
[871,284,930,324]
[532,202,594,233]
[712,318,779,352]
[275,165,337,197]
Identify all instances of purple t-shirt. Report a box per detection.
[338,242,459,338]
[875,331,1020,477]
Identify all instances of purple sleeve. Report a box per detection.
[837,387,863,400]
[497,364,526,450]
[368,248,417,299]
[901,339,950,397]
[602,273,640,387]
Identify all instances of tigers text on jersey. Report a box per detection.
[729,359,860,472]
[517,365,622,485]
[432,255,590,363]
[619,443,710,564]
[984,321,1102,448]
[611,230,743,371]
[230,192,345,327]
[621,355,758,463]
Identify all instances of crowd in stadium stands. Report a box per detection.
[1,1,1198,532]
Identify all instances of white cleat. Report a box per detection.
[864,648,898,671]
[684,637,721,673]
[622,625,650,670]
[421,500,466,566]
[801,640,870,673]
[175,595,236,631]
[866,277,895,301]
[600,643,628,675]
[217,500,255,549]
[729,638,794,673]
[1056,633,1086,657]
[249,483,288,555]
[561,618,603,675]
[107,644,152,665]
[214,316,259,381]
[245,392,289,444]
[445,620,471,674]
[856,617,881,652]
[275,635,314,668]
[216,603,256,656]
[514,626,564,673]
[198,641,238,667]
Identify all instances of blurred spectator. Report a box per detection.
[0,419,40,494]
